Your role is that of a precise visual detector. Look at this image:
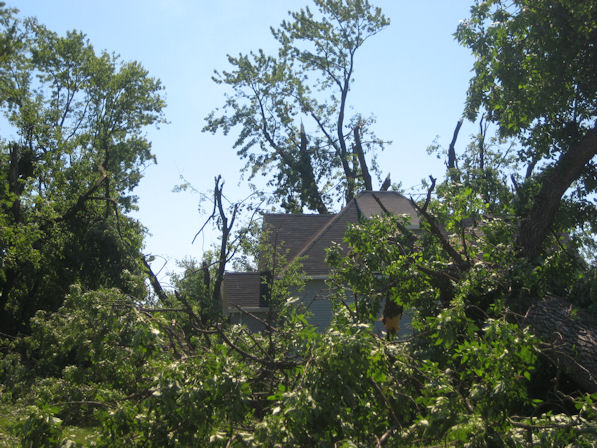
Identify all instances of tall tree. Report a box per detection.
[204,0,389,213]
[0,11,165,333]
[433,0,597,391]
[456,0,597,259]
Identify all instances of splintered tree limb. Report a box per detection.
[192,175,237,309]
[354,125,372,190]
[447,118,463,170]
[257,95,327,213]
[143,256,169,303]
[421,175,436,213]
[213,175,237,308]
[299,123,328,213]
[336,76,356,203]
[380,173,391,191]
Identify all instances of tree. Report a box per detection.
[420,0,597,392]
[0,10,165,333]
[204,0,389,213]
[456,0,597,259]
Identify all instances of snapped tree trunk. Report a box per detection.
[524,295,597,393]
[353,126,372,191]
[510,127,597,392]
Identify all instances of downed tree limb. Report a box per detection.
[410,177,470,272]
[143,256,169,304]
[524,295,597,393]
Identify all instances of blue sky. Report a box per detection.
[12,0,478,281]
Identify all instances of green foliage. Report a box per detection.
[97,338,259,447]
[2,1,597,447]
[15,405,63,448]
[324,201,596,445]
[455,0,597,248]
[456,0,597,154]
[327,214,427,323]
[0,9,165,333]
[204,0,389,211]
[170,257,223,325]
[257,328,398,446]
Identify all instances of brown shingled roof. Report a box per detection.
[356,191,419,225]
[289,191,419,275]
[290,200,360,275]
[224,191,419,309]
[262,213,334,263]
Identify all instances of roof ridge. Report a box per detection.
[263,212,336,217]
[355,190,410,200]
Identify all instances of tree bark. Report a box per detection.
[259,102,328,214]
[447,118,463,171]
[517,127,597,259]
[353,126,372,191]
[143,256,168,304]
[213,176,236,311]
[524,295,597,393]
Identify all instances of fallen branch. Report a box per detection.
[524,295,597,393]
[370,377,402,431]
[447,118,463,170]
[231,304,280,334]
[215,323,299,369]
[410,178,470,272]
[143,256,169,303]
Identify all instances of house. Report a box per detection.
[222,191,419,335]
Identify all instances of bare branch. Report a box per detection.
[143,256,169,303]
[447,118,463,170]
[353,124,372,190]
[231,304,280,334]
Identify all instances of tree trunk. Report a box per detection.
[299,124,328,213]
[524,295,597,393]
[517,127,597,259]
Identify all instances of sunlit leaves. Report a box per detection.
[0,12,165,332]
[456,0,597,160]
[204,0,389,211]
